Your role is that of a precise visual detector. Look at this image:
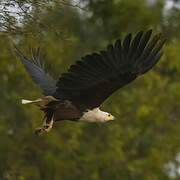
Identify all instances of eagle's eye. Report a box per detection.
[108,114,114,121]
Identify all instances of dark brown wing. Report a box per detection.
[54,30,165,111]
[15,47,56,96]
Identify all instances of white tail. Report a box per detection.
[21,96,57,107]
[22,99,41,104]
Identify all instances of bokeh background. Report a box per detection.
[1,0,180,179]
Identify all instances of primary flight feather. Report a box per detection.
[16,30,165,135]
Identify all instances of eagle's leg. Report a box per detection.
[35,114,54,135]
[43,115,54,132]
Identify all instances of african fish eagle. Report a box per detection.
[15,30,165,135]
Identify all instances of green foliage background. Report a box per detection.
[1,0,180,179]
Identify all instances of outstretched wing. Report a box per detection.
[15,47,56,96]
[55,30,165,111]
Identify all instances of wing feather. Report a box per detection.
[129,31,143,58]
[15,47,56,96]
[54,30,165,111]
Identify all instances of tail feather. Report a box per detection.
[22,99,41,104]
[21,96,58,107]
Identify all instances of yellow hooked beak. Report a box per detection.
[109,115,115,121]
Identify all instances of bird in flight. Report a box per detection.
[16,30,165,135]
